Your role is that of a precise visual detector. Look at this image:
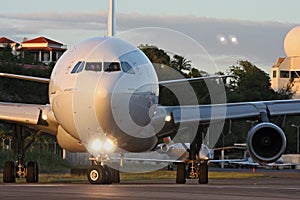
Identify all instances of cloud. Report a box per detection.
[0,12,296,72]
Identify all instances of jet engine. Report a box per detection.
[247,122,286,164]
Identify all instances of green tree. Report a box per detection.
[139,44,170,66]
[171,54,191,72]
[189,67,201,77]
[0,45,15,63]
[226,60,292,102]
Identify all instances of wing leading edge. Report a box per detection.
[157,99,300,125]
[0,72,49,83]
[0,102,57,135]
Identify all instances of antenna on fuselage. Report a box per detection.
[108,0,116,36]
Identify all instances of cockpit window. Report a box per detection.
[121,61,135,74]
[104,62,121,72]
[71,61,85,74]
[85,62,102,72]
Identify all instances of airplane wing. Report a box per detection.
[158,99,300,125]
[159,75,232,87]
[155,99,300,138]
[0,73,56,133]
[110,153,185,164]
[0,102,58,135]
[0,72,50,83]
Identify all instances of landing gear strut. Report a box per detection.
[2,124,39,183]
[87,157,120,184]
[175,126,209,184]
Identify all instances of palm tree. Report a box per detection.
[171,55,191,72]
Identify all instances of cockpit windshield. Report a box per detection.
[85,62,102,72]
[104,62,121,72]
[71,61,85,74]
[71,61,123,74]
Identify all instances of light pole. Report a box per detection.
[291,124,300,154]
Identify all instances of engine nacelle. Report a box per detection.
[247,122,286,165]
[56,126,87,152]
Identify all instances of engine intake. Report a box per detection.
[247,122,286,165]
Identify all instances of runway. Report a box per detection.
[2,175,300,200]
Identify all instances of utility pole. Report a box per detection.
[291,124,300,154]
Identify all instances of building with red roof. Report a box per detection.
[18,36,67,64]
[0,37,17,47]
[0,37,19,55]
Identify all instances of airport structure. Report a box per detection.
[0,36,67,65]
[271,26,300,98]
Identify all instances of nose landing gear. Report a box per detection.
[87,156,120,184]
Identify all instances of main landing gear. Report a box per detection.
[87,157,120,184]
[175,126,209,184]
[176,160,208,184]
[2,124,39,183]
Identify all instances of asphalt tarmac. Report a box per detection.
[1,170,300,200]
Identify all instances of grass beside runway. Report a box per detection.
[0,169,266,183]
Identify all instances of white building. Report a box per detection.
[18,36,67,64]
[271,26,300,98]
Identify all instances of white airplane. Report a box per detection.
[155,137,214,161]
[223,156,297,170]
[1,0,300,184]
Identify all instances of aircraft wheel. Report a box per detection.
[105,165,120,183]
[198,161,208,184]
[87,165,108,184]
[176,162,186,184]
[3,161,16,183]
[26,161,39,183]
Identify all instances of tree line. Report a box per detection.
[140,45,298,152]
[0,44,299,152]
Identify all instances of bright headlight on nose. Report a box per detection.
[104,139,114,151]
[92,139,102,151]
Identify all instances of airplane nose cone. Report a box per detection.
[129,84,158,127]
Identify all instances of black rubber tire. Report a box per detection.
[3,161,16,183]
[87,165,107,184]
[26,161,39,183]
[176,162,186,184]
[199,161,208,184]
[105,165,120,183]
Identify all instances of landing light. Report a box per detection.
[92,139,102,151]
[165,115,172,122]
[91,138,115,152]
[104,139,114,151]
[42,114,48,121]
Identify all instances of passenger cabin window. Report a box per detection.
[85,62,102,72]
[71,61,85,74]
[280,70,289,78]
[104,62,121,72]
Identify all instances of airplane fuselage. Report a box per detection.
[49,37,159,155]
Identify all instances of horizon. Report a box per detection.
[1,0,300,73]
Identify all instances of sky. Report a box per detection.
[1,0,300,73]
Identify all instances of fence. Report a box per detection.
[1,137,62,155]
